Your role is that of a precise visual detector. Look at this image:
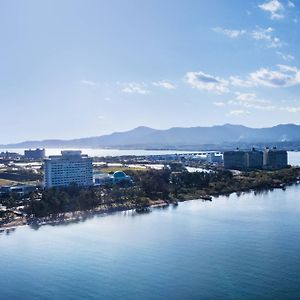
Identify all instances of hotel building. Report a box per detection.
[44,151,93,188]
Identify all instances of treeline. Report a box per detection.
[22,166,300,218]
[26,183,148,217]
[0,169,42,182]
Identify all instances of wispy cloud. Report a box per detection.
[229,76,253,88]
[276,51,295,61]
[185,71,229,94]
[187,64,300,94]
[212,27,246,38]
[80,79,97,86]
[251,27,282,48]
[258,0,296,19]
[258,0,284,19]
[152,80,176,89]
[212,26,282,48]
[213,101,226,107]
[228,110,250,116]
[120,82,150,94]
[282,106,300,113]
[224,92,300,114]
[229,92,276,111]
[235,92,259,102]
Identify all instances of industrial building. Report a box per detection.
[44,151,93,188]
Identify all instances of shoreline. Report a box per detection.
[1,181,299,232]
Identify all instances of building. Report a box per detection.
[112,171,132,184]
[44,151,93,188]
[0,184,37,196]
[223,150,246,170]
[94,173,113,185]
[263,148,288,169]
[24,148,45,160]
[0,151,22,160]
[224,148,263,170]
[206,152,223,164]
[94,171,133,186]
[245,149,263,169]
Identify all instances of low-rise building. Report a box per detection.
[44,151,93,188]
[0,184,37,196]
[0,151,22,160]
[94,171,132,186]
[206,152,223,164]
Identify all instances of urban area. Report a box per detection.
[0,147,299,229]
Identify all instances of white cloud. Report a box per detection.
[186,64,300,95]
[249,64,300,87]
[80,80,97,86]
[229,92,276,111]
[152,80,176,89]
[121,82,150,94]
[228,110,250,116]
[235,92,258,102]
[185,71,229,94]
[213,101,226,107]
[276,51,295,61]
[281,106,300,113]
[212,27,246,38]
[251,27,282,48]
[212,26,282,48]
[229,76,253,88]
[258,0,284,19]
[227,92,300,113]
[287,1,295,8]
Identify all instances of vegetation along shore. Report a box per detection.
[1,164,300,230]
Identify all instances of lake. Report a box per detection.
[0,148,200,157]
[1,148,300,166]
[1,184,300,299]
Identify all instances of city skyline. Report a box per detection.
[1,0,300,143]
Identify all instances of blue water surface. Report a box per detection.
[1,185,300,299]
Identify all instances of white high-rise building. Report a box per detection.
[44,151,93,188]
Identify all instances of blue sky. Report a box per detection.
[1,0,300,143]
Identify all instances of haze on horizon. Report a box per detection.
[1,0,300,144]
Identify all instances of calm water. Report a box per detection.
[1,185,300,299]
[2,148,300,165]
[0,148,199,157]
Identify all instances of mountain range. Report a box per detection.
[2,124,300,150]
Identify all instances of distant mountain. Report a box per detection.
[2,124,300,150]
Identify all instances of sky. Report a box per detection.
[0,0,300,143]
